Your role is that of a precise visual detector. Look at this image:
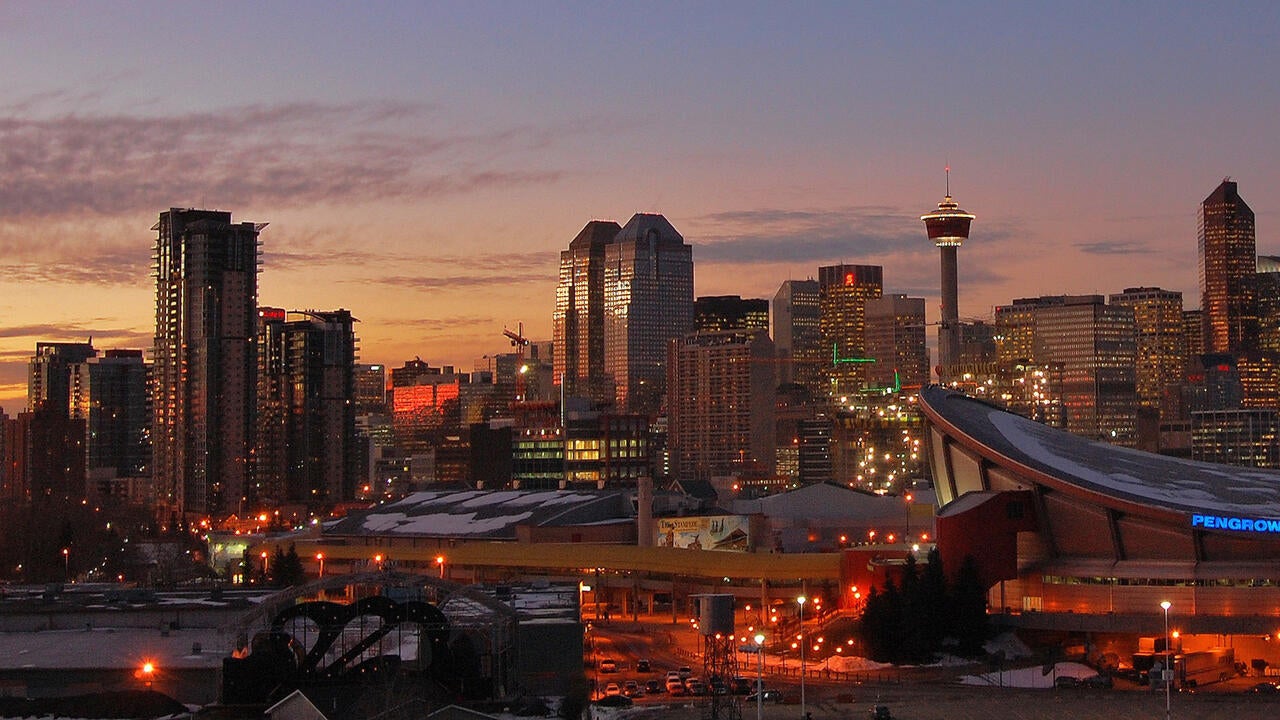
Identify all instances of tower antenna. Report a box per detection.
[945,162,950,196]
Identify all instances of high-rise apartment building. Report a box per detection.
[1108,287,1184,417]
[10,342,97,502]
[818,264,883,397]
[153,208,261,521]
[694,296,769,333]
[772,279,822,395]
[864,294,928,391]
[75,349,150,484]
[668,330,776,479]
[256,308,358,507]
[554,221,620,405]
[604,213,694,414]
[1199,179,1256,354]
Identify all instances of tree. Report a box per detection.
[272,544,306,587]
[951,555,990,657]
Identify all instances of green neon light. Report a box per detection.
[832,343,876,365]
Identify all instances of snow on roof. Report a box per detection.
[327,489,630,539]
[924,387,1280,516]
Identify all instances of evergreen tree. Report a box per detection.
[951,555,990,656]
[920,547,949,652]
[273,544,306,587]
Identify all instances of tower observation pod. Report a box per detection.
[920,170,974,384]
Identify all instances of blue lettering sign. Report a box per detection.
[1190,513,1280,534]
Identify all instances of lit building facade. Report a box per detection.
[1108,287,1184,418]
[554,220,620,405]
[864,294,928,391]
[818,264,883,397]
[1191,409,1280,468]
[354,364,387,415]
[694,295,769,333]
[152,209,261,521]
[603,214,694,415]
[772,279,823,395]
[1199,179,1256,355]
[668,330,776,480]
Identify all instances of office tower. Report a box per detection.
[921,181,975,382]
[153,208,261,522]
[796,417,834,485]
[604,213,694,414]
[694,295,769,333]
[1192,409,1279,468]
[1108,287,1184,417]
[772,279,823,395]
[818,264,883,397]
[554,220,621,405]
[354,364,388,415]
[994,298,1049,364]
[1199,179,1256,354]
[75,350,150,496]
[390,359,466,457]
[864,294,928,391]
[29,341,96,413]
[1010,295,1138,443]
[256,308,358,507]
[1182,309,1205,372]
[668,330,776,479]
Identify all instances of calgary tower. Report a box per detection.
[920,167,974,384]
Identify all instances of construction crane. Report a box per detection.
[503,322,530,402]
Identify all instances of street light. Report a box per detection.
[797,595,807,720]
[140,661,155,690]
[61,548,69,582]
[754,633,766,720]
[315,552,324,579]
[1161,600,1172,720]
[436,555,445,579]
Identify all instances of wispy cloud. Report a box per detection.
[371,272,558,290]
[0,100,564,221]
[689,206,1018,265]
[1074,240,1148,255]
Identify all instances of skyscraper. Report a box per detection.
[604,213,694,414]
[554,220,620,405]
[694,295,769,333]
[256,308,358,507]
[864,294,928,391]
[921,180,975,382]
[76,349,150,489]
[772,279,822,395]
[818,264,883,397]
[153,209,262,522]
[1108,287,1184,417]
[1199,179,1256,354]
[668,330,776,479]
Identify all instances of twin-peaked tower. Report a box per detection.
[921,173,975,383]
[554,214,693,414]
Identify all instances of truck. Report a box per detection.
[1178,648,1235,687]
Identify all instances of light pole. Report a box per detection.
[798,595,807,720]
[62,548,69,582]
[754,633,766,720]
[1161,600,1171,720]
[436,555,445,579]
[315,552,324,579]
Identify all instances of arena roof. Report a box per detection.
[919,386,1280,517]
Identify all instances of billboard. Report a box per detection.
[657,515,750,552]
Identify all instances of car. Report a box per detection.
[599,658,618,673]
[666,678,687,696]
[709,678,729,695]
[666,670,682,680]
[636,659,651,673]
[1082,673,1113,688]
[624,680,642,698]
[746,689,782,704]
[595,694,633,708]
[685,679,706,696]
[604,682,621,697]
[731,677,753,694]
[645,679,662,694]
[1251,681,1280,693]
[678,665,693,679]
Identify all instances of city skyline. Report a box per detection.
[2,3,1279,414]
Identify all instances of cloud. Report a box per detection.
[370,273,558,290]
[689,206,1019,265]
[0,322,151,347]
[1074,240,1149,255]
[0,100,564,222]
[0,247,150,285]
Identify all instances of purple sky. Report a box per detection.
[1,2,1278,413]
